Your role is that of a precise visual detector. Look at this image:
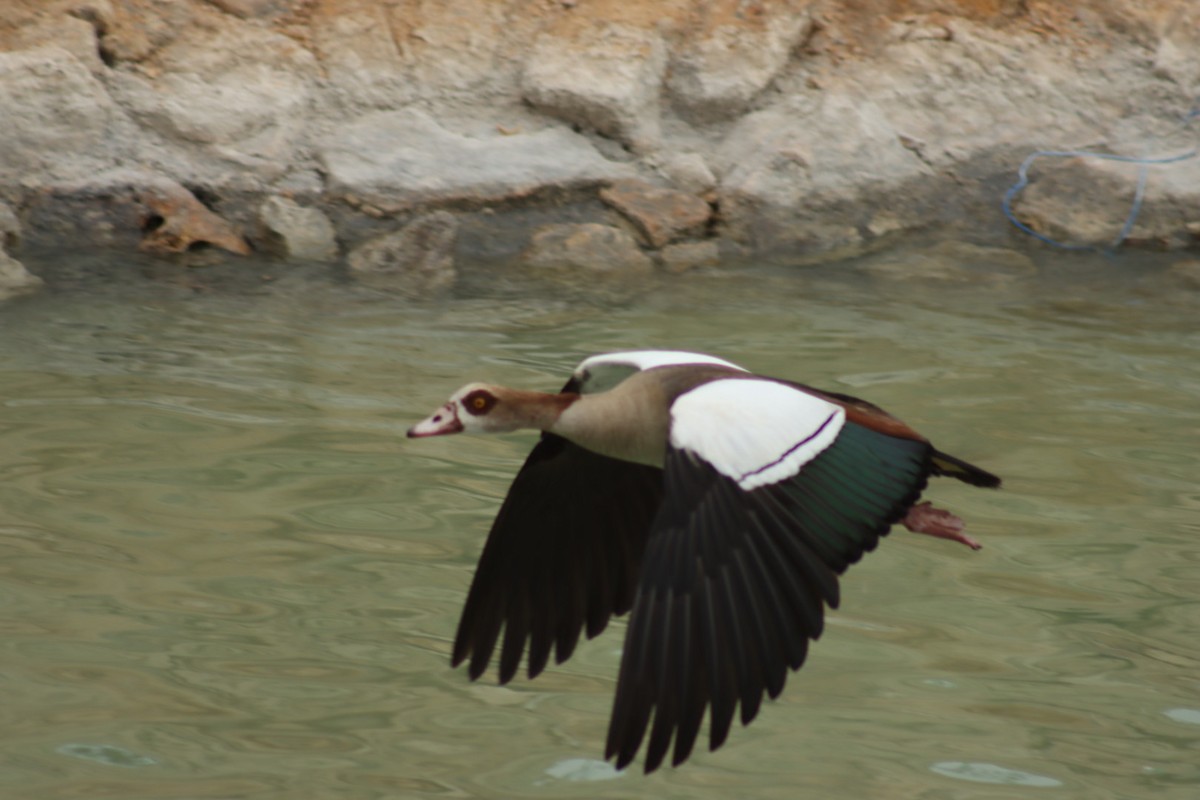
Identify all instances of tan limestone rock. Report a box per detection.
[600,180,712,248]
[139,179,251,256]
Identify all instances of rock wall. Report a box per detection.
[1,0,1198,291]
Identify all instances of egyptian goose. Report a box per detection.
[408,350,1000,773]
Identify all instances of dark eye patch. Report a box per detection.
[462,389,497,416]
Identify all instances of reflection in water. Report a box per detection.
[57,743,159,768]
[930,761,1062,786]
[540,758,622,783]
[1,248,1198,798]
[1164,709,1200,731]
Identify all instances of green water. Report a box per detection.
[1,249,1197,799]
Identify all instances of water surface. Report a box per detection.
[1,247,1197,799]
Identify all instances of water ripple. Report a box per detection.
[2,250,1199,798]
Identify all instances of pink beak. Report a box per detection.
[407,403,464,438]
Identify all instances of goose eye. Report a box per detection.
[462,390,496,416]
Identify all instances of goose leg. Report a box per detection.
[902,501,982,550]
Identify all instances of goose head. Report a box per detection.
[407,383,573,438]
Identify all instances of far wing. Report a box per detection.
[573,350,747,394]
[452,436,663,684]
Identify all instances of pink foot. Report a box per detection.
[902,501,982,550]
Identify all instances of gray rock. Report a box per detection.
[0,202,20,250]
[714,97,912,258]
[521,22,666,147]
[406,0,514,97]
[106,24,318,154]
[3,11,109,75]
[0,46,121,184]
[258,196,339,262]
[2,0,1198,264]
[717,93,924,217]
[19,168,179,249]
[86,0,192,64]
[659,240,720,273]
[346,212,459,297]
[320,110,635,209]
[0,200,37,300]
[1152,6,1200,91]
[712,21,1144,257]
[651,152,717,195]
[1010,152,1200,250]
[668,6,813,123]
[309,1,416,110]
[1007,156,1135,249]
[307,0,523,108]
[0,251,43,301]
[207,0,288,18]
[522,223,653,274]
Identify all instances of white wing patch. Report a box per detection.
[574,350,745,393]
[669,379,845,491]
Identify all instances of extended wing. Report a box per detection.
[605,378,933,772]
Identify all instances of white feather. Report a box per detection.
[669,378,845,491]
[574,350,745,393]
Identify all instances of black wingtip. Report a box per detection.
[604,752,654,776]
[931,450,1002,489]
[643,745,667,775]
